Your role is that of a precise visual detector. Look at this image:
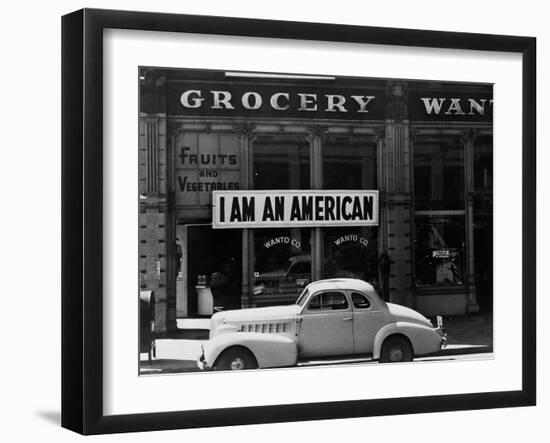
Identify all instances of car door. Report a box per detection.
[350,291,388,354]
[298,291,354,358]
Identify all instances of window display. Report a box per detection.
[413,135,467,289]
[414,215,465,287]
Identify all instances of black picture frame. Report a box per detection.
[61,8,536,435]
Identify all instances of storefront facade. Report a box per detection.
[139,68,493,334]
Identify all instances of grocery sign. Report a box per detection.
[167,82,386,120]
[212,190,379,229]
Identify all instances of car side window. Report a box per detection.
[307,292,349,311]
[307,294,321,310]
[321,292,349,310]
[351,292,371,309]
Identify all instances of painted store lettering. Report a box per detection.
[177,176,240,192]
[420,97,494,115]
[178,147,237,166]
[180,89,376,113]
[334,235,370,247]
[263,236,301,249]
[199,170,218,178]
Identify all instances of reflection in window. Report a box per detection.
[414,136,464,210]
[253,135,310,190]
[253,228,311,298]
[322,227,379,287]
[414,215,465,287]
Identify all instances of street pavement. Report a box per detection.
[140,312,493,374]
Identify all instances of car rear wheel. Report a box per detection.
[216,347,258,370]
[380,336,413,363]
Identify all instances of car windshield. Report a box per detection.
[295,288,309,307]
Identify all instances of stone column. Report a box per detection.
[139,115,174,334]
[167,123,187,320]
[307,125,326,282]
[234,123,256,308]
[464,130,480,313]
[165,128,177,332]
[384,83,414,308]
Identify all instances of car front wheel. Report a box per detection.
[216,347,258,370]
[380,336,413,363]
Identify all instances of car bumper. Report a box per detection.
[436,327,447,348]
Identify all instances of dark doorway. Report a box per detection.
[185,225,242,317]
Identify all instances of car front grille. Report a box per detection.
[239,322,290,334]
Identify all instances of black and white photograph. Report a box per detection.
[2,0,546,441]
[138,67,494,374]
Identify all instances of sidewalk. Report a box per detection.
[139,318,210,374]
[164,318,210,340]
[432,311,493,356]
[140,312,493,374]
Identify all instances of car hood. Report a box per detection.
[386,303,432,327]
[212,305,301,324]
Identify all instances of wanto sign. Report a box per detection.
[212,190,379,229]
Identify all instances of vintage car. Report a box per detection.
[197,278,446,370]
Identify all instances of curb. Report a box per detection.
[432,345,493,357]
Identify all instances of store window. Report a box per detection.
[253,135,310,189]
[252,135,311,300]
[413,135,466,289]
[253,228,312,299]
[414,215,465,287]
[322,227,378,286]
[323,135,377,189]
[414,136,464,211]
[322,135,379,285]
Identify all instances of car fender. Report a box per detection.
[201,332,298,369]
[373,321,442,359]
